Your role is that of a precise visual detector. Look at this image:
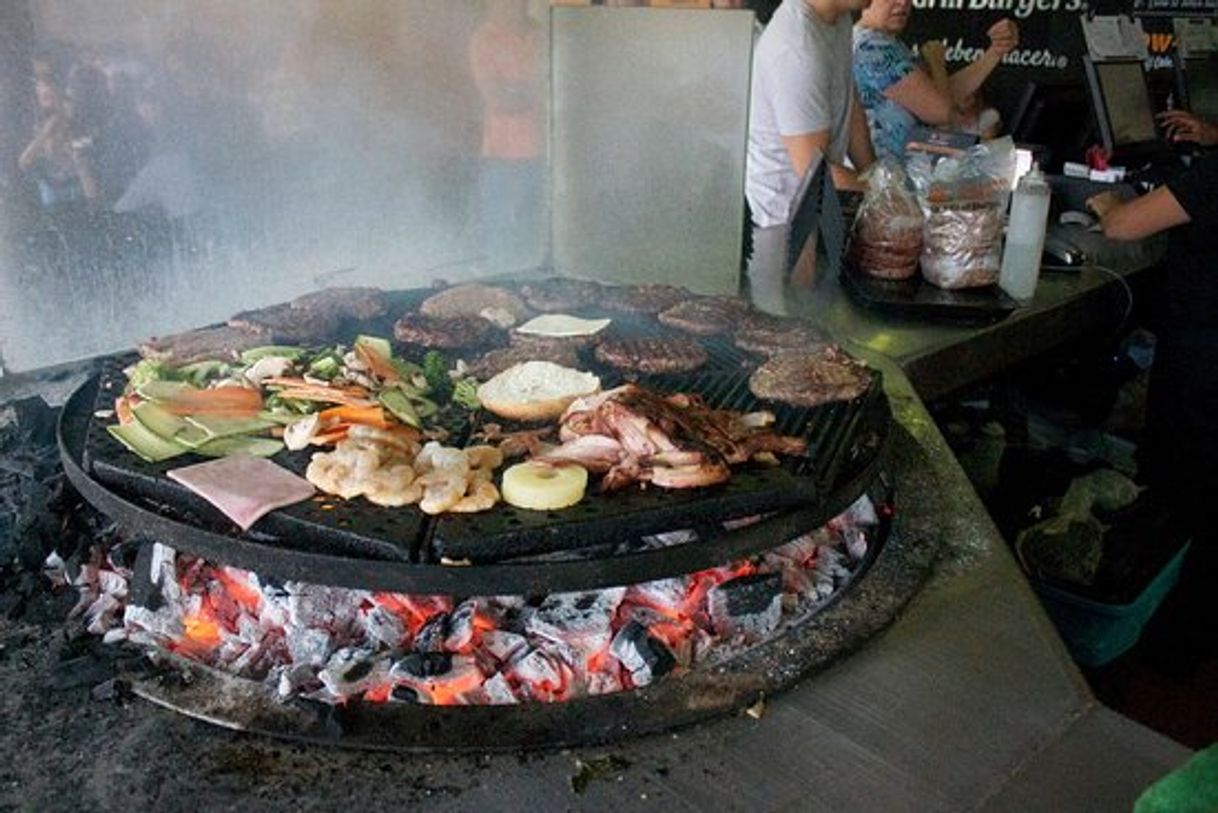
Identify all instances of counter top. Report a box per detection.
[789,226,1166,400]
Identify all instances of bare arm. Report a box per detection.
[779,129,859,188]
[1158,110,1218,147]
[846,87,875,178]
[885,67,953,127]
[18,116,59,172]
[1089,188,1190,241]
[947,20,1018,105]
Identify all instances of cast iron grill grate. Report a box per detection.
[74,284,889,583]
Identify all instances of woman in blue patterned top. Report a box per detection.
[852,0,1018,162]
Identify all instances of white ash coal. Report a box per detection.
[54,496,880,707]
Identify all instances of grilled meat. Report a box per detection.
[598,283,688,314]
[657,296,753,336]
[731,312,829,357]
[419,283,532,326]
[139,325,267,365]
[594,337,708,375]
[537,384,807,491]
[464,344,581,380]
[290,287,387,321]
[508,330,598,353]
[393,313,500,350]
[518,277,603,312]
[748,348,871,408]
[228,302,342,345]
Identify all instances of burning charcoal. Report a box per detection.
[390,685,420,703]
[841,494,878,527]
[413,613,450,653]
[481,630,528,664]
[627,578,688,612]
[585,670,623,696]
[391,651,453,679]
[228,641,269,676]
[708,572,782,639]
[360,605,406,650]
[390,653,484,705]
[286,627,334,667]
[123,604,183,640]
[275,663,320,698]
[480,672,519,705]
[841,526,868,561]
[524,588,625,671]
[609,621,675,687]
[317,648,390,699]
[505,648,570,701]
[285,582,366,631]
[444,601,479,654]
[43,551,68,588]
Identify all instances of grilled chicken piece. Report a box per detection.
[538,384,806,491]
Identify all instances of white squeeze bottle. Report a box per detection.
[999,163,1052,302]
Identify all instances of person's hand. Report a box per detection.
[987,19,1019,57]
[920,39,946,66]
[1157,110,1218,147]
[1087,191,1122,221]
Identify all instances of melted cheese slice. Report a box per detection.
[515,314,611,338]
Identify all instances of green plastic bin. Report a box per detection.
[1031,541,1191,668]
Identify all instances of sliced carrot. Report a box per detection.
[319,404,394,429]
[311,426,350,446]
[263,377,370,397]
[275,388,377,408]
[355,343,401,383]
[157,387,263,417]
[115,395,135,426]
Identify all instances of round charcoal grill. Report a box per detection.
[60,362,890,594]
[54,283,929,750]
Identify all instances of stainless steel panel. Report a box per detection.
[550,7,752,295]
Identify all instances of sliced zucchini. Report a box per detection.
[240,345,306,364]
[192,436,284,458]
[107,422,187,463]
[132,401,189,440]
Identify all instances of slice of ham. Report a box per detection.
[168,455,315,531]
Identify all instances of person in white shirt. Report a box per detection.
[745,0,876,310]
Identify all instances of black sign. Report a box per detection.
[1133,0,1218,17]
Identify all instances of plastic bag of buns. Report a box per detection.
[848,160,923,281]
[908,138,1014,290]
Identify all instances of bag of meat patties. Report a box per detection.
[908,139,1015,290]
[848,160,923,281]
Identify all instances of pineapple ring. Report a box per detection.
[501,462,588,511]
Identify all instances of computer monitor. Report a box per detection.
[1008,81,1095,171]
[1179,55,1218,124]
[1084,57,1163,159]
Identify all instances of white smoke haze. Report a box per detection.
[0,1,749,372]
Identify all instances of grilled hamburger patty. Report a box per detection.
[465,344,582,380]
[518,277,603,312]
[594,336,708,374]
[599,283,688,314]
[748,348,871,407]
[508,330,598,352]
[139,325,267,365]
[419,283,531,325]
[290,287,387,321]
[657,296,753,336]
[228,303,342,345]
[393,313,499,350]
[734,324,829,357]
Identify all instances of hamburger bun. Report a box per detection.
[476,361,601,422]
